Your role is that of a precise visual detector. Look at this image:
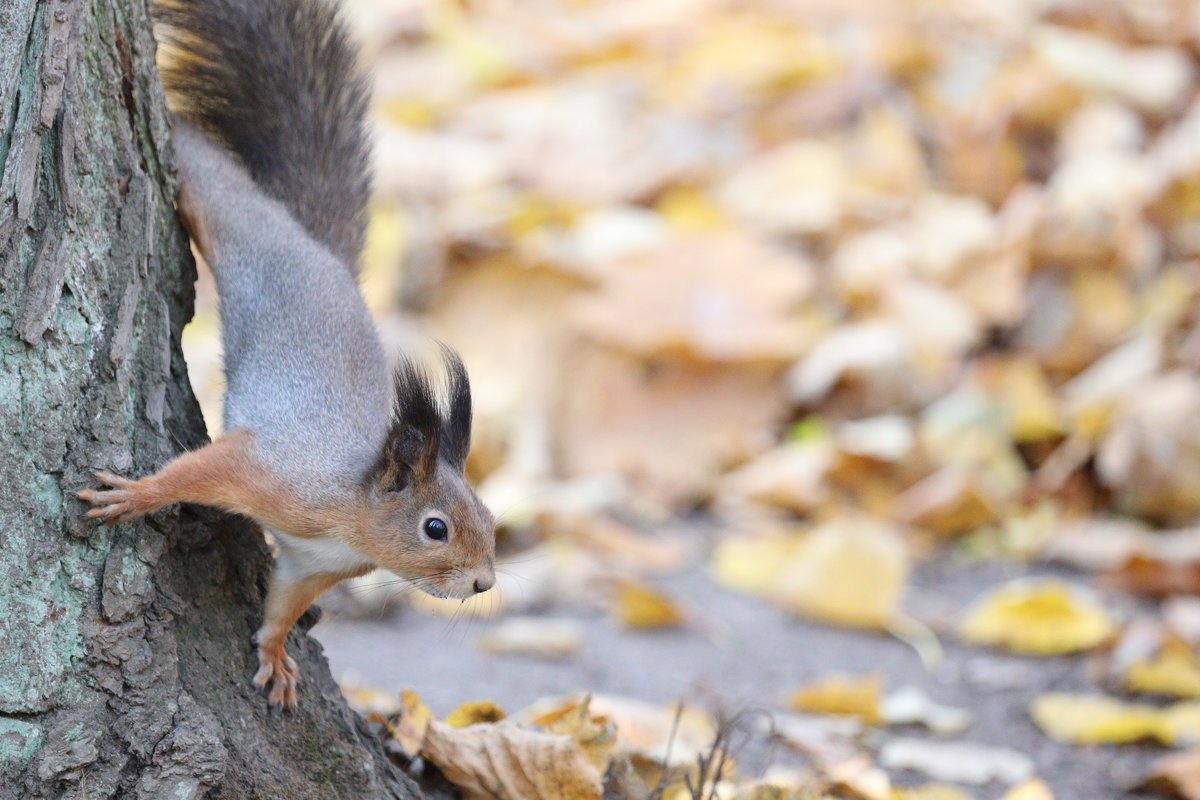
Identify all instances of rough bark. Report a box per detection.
[0,1,421,797]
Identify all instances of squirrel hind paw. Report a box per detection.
[254,644,300,710]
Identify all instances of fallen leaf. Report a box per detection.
[790,674,885,725]
[878,738,1034,786]
[882,687,972,735]
[774,516,909,629]
[710,533,807,596]
[342,683,402,717]
[1002,780,1055,800]
[895,467,1001,537]
[1138,749,1200,800]
[1030,693,1200,746]
[422,717,603,800]
[558,347,787,509]
[446,701,508,728]
[718,440,833,515]
[1104,554,1200,599]
[822,753,891,800]
[393,690,434,758]
[534,696,619,775]
[895,785,975,800]
[571,233,815,363]
[959,580,1116,655]
[614,582,686,629]
[1128,641,1200,699]
[521,694,718,770]
[477,617,585,660]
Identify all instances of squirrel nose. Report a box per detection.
[473,576,494,594]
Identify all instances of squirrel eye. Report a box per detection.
[423,517,448,541]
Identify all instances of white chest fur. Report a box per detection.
[268,527,375,582]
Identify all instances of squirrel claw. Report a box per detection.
[78,472,155,525]
[254,643,299,710]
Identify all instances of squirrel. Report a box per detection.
[77,0,496,709]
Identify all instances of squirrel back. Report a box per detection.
[156,0,371,273]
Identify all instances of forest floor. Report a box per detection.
[316,553,1161,799]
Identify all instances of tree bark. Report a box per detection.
[0,1,420,797]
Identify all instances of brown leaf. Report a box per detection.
[1103,554,1200,599]
[1139,749,1200,800]
[422,718,604,800]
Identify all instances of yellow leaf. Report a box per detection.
[341,683,401,717]
[1030,693,1200,746]
[893,785,974,800]
[359,204,408,315]
[790,674,884,725]
[960,580,1115,655]
[393,690,433,758]
[1128,641,1200,699]
[533,696,618,775]
[656,187,728,231]
[997,358,1062,442]
[774,517,908,629]
[1002,779,1054,800]
[615,582,686,629]
[377,99,439,129]
[446,701,507,728]
[710,534,806,595]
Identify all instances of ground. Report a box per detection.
[316,555,1163,799]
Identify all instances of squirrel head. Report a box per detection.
[358,347,495,599]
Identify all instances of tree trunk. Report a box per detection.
[0,1,420,797]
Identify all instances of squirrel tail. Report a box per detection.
[155,0,371,272]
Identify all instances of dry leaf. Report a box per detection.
[446,701,507,728]
[341,683,402,717]
[774,517,909,629]
[614,582,686,629]
[878,739,1034,786]
[959,580,1116,655]
[422,718,603,800]
[710,534,807,596]
[718,440,833,515]
[1003,780,1055,800]
[571,233,815,363]
[477,617,585,660]
[1030,693,1200,746]
[882,687,972,735]
[895,786,974,800]
[521,694,718,769]
[790,674,885,725]
[1128,641,1200,699]
[393,690,434,758]
[1138,749,1200,800]
[895,467,1001,536]
[1104,554,1200,599]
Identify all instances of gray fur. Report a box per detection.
[172,124,389,501]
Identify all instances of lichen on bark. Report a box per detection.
[0,0,419,797]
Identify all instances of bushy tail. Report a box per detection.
[156,0,371,272]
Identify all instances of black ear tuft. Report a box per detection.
[439,344,472,473]
[366,357,442,491]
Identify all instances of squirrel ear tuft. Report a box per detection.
[439,344,472,474]
[367,358,441,491]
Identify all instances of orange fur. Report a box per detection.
[78,429,362,538]
[253,568,368,708]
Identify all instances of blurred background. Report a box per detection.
[180,0,1200,796]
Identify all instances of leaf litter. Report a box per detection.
[174,0,1200,795]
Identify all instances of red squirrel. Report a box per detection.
[78,0,496,709]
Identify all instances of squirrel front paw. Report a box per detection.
[77,471,158,524]
[253,633,300,710]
